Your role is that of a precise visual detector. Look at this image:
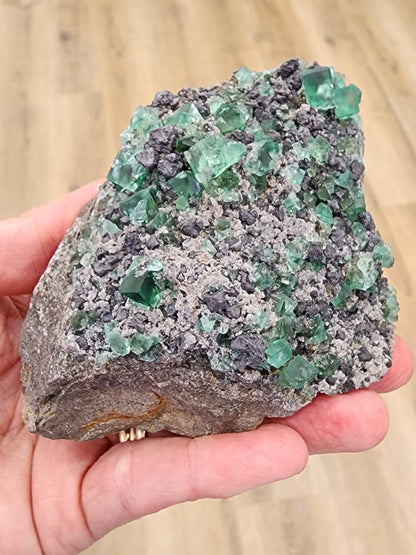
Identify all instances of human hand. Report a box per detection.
[0,182,413,554]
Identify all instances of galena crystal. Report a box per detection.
[20,58,398,441]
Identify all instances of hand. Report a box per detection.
[0,182,413,554]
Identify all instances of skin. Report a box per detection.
[0,181,413,554]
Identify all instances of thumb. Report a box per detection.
[0,180,103,297]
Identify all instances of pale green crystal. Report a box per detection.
[373,242,394,268]
[184,134,247,184]
[345,253,379,291]
[210,100,250,134]
[165,102,204,128]
[314,353,341,377]
[130,333,160,355]
[214,218,230,241]
[284,192,301,214]
[235,66,260,87]
[381,284,399,323]
[244,140,281,176]
[277,355,319,388]
[251,310,270,331]
[274,291,297,317]
[198,314,217,333]
[175,195,190,211]
[334,84,362,120]
[281,164,305,190]
[306,135,331,164]
[301,66,335,109]
[120,188,158,224]
[266,339,293,369]
[104,323,131,356]
[107,150,148,192]
[315,202,333,225]
[101,219,120,235]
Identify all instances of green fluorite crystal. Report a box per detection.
[244,140,281,176]
[198,314,217,333]
[235,66,261,87]
[214,218,231,241]
[184,134,246,184]
[331,282,352,308]
[301,66,335,109]
[373,242,394,268]
[284,192,301,214]
[314,353,341,377]
[281,164,305,190]
[253,263,275,290]
[277,355,319,388]
[274,291,297,317]
[334,84,362,120]
[345,253,378,291]
[251,310,270,331]
[301,65,361,121]
[285,237,307,272]
[306,135,331,164]
[210,100,250,134]
[168,171,201,198]
[175,195,190,211]
[119,266,162,308]
[129,105,161,134]
[120,188,158,224]
[381,285,399,323]
[311,315,326,344]
[104,323,131,356]
[315,202,333,225]
[71,310,97,332]
[130,333,160,355]
[266,339,293,369]
[107,150,148,192]
[165,102,204,128]
[101,219,120,236]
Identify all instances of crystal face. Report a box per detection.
[119,269,162,308]
[244,140,281,176]
[301,67,335,109]
[184,134,247,184]
[277,355,319,388]
[334,85,362,120]
[266,339,293,369]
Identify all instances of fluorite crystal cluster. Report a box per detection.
[20,59,398,440]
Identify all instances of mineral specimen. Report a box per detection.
[20,59,398,440]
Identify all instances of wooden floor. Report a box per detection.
[1,0,415,553]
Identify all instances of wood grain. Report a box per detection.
[0,0,414,553]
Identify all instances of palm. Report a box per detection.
[0,295,108,553]
[0,183,412,554]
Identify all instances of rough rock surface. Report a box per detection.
[20,59,398,440]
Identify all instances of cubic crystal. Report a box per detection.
[277,355,319,389]
[184,134,247,184]
[301,66,335,109]
[244,140,281,176]
[266,339,293,369]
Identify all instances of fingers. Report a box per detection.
[368,335,414,393]
[82,424,308,540]
[0,180,103,297]
[273,390,389,455]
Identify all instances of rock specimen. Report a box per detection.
[20,59,399,440]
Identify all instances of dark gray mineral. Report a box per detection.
[20,59,399,440]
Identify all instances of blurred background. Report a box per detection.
[1,0,415,553]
